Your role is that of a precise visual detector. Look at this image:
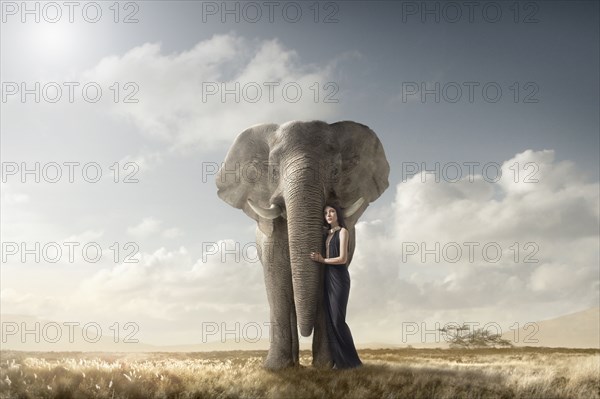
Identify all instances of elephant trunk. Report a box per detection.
[283,160,325,337]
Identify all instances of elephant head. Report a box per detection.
[216,120,389,337]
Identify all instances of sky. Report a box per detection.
[1,0,598,348]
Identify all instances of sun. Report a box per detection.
[29,21,75,56]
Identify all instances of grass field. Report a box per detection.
[0,347,598,398]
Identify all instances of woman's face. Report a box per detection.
[324,206,337,225]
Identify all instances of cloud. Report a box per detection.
[2,150,597,345]
[127,217,162,238]
[118,149,164,174]
[62,230,104,243]
[73,243,267,327]
[1,242,267,345]
[1,183,30,205]
[347,149,599,341]
[162,227,183,239]
[127,218,183,240]
[81,33,340,155]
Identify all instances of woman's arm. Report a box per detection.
[320,228,349,265]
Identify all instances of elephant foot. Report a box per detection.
[263,350,296,370]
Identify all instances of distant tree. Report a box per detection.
[440,325,513,349]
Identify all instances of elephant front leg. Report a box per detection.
[256,227,298,369]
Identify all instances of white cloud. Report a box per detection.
[118,150,164,174]
[70,243,268,342]
[1,183,30,205]
[162,227,183,239]
[127,217,162,238]
[0,242,267,344]
[347,149,599,341]
[127,219,182,240]
[1,150,597,345]
[81,33,340,155]
[62,229,104,243]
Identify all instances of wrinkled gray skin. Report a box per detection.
[215,120,389,369]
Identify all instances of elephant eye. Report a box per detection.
[269,165,280,183]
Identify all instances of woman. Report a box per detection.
[310,204,363,369]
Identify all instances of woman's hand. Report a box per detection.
[310,252,324,263]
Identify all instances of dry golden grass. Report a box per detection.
[0,347,598,398]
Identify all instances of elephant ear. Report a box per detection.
[329,121,390,225]
[216,123,279,236]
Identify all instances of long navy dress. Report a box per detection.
[322,228,363,369]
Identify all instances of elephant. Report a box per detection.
[215,120,389,369]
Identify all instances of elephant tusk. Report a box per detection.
[247,199,283,220]
[344,197,365,218]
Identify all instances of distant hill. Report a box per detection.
[500,307,599,349]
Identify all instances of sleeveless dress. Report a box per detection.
[322,228,363,369]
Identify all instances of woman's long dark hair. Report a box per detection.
[323,202,347,230]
